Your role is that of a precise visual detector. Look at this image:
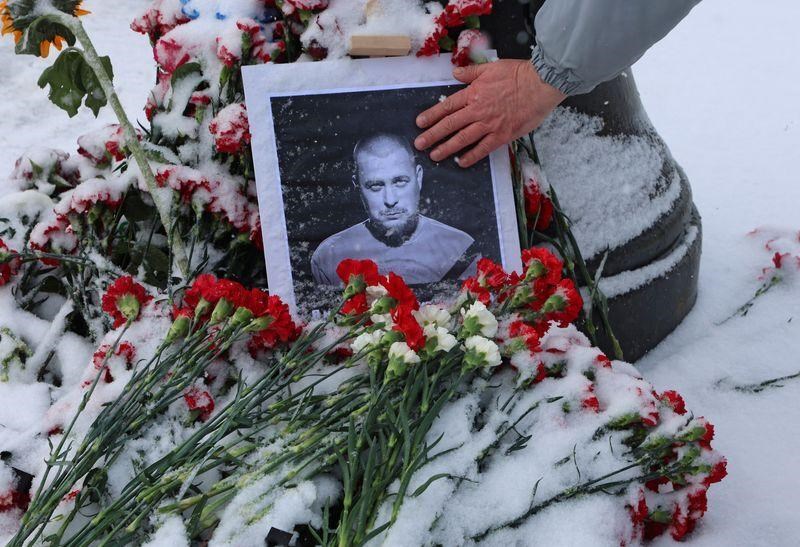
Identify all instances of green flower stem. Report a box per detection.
[523,133,623,360]
[54,12,189,278]
[12,321,239,546]
[12,325,131,547]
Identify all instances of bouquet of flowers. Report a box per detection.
[0,1,726,545]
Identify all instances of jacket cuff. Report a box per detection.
[531,45,589,96]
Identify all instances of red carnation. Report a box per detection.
[476,258,508,291]
[0,239,20,286]
[703,458,728,486]
[417,22,448,57]
[659,390,687,415]
[531,362,547,384]
[209,103,251,155]
[91,341,137,384]
[183,386,215,422]
[451,29,487,67]
[380,272,419,310]
[391,305,425,351]
[247,295,300,355]
[627,490,648,528]
[645,475,669,493]
[699,420,715,449]
[670,504,697,541]
[0,489,31,514]
[453,0,493,18]
[184,273,219,310]
[541,278,583,327]
[336,259,381,292]
[341,293,368,316]
[154,35,191,74]
[508,320,541,352]
[688,487,708,516]
[101,276,151,328]
[581,384,600,412]
[524,177,554,231]
[461,277,491,305]
[595,354,612,368]
[521,247,562,286]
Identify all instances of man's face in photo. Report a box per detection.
[355,138,423,241]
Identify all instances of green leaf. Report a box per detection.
[411,473,451,497]
[438,35,455,52]
[121,189,152,222]
[465,16,481,29]
[37,48,113,117]
[170,62,202,88]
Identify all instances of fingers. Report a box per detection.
[414,106,478,151]
[453,63,489,84]
[457,134,501,168]
[429,122,487,162]
[415,88,469,128]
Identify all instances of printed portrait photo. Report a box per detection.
[244,56,521,313]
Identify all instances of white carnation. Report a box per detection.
[464,335,502,368]
[351,330,384,354]
[413,304,451,328]
[461,301,498,338]
[423,324,458,353]
[388,341,421,365]
[370,313,393,327]
[366,284,389,304]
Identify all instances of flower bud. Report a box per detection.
[369,295,394,315]
[342,275,366,300]
[116,293,141,324]
[245,314,274,333]
[509,285,534,308]
[194,298,212,319]
[542,293,567,313]
[231,307,254,327]
[210,298,234,324]
[165,315,191,343]
[525,259,546,281]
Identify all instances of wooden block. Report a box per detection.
[349,35,411,57]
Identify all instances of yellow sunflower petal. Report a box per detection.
[53,35,64,50]
[40,40,51,58]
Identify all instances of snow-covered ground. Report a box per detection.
[1,0,798,545]
[636,1,800,545]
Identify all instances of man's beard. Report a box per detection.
[366,213,420,247]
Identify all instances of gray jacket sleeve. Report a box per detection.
[531,0,702,95]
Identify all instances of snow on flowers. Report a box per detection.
[0,0,728,545]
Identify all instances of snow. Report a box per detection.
[536,107,680,262]
[0,0,798,545]
[633,1,800,546]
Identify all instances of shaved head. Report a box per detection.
[353,133,416,165]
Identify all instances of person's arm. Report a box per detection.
[532,0,702,96]
[415,0,702,167]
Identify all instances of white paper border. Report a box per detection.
[243,55,522,313]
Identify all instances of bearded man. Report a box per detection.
[310,133,477,285]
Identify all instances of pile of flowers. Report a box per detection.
[0,0,726,545]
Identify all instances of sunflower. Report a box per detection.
[1,0,90,57]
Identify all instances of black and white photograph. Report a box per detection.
[243,56,521,312]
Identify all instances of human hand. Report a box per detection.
[414,59,566,168]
